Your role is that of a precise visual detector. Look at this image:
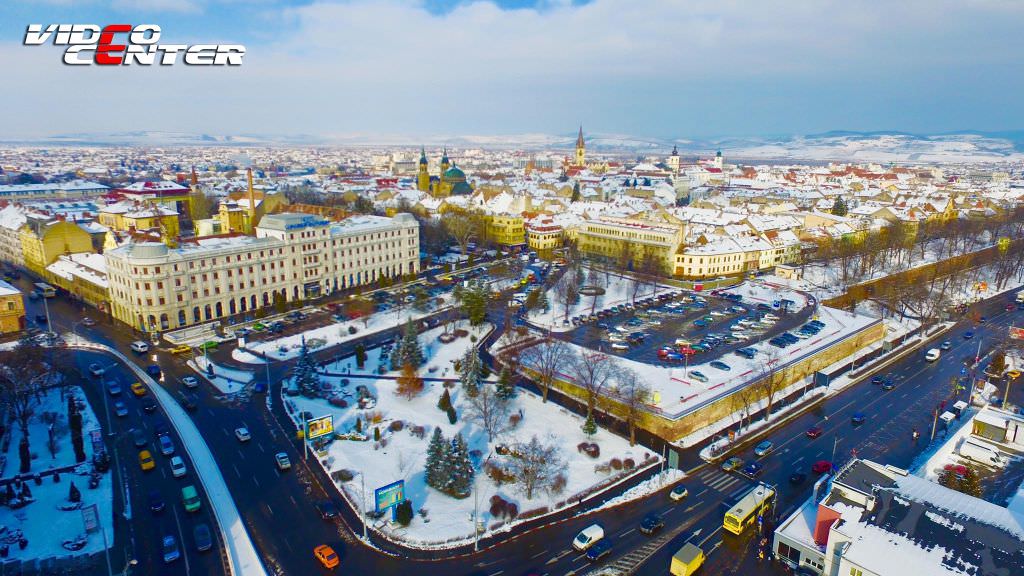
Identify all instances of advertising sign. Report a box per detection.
[1010,326,1024,341]
[306,414,334,440]
[374,480,405,514]
[81,503,99,533]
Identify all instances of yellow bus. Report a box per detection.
[723,483,775,535]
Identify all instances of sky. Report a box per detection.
[1,0,1022,142]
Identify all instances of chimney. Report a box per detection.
[247,168,256,228]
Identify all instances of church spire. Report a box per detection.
[576,125,585,148]
[574,125,586,168]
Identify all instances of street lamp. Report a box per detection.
[120,559,138,576]
[472,451,494,552]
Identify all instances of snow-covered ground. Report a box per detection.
[0,386,113,563]
[239,304,450,363]
[527,267,679,332]
[190,356,253,395]
[282,321,656,547]
[590,469,685,513]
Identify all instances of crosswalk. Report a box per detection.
[693,467,752,500]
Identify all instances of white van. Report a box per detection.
[572,524,604,551]
[925,348,940,362]
[130,341,150,354]
[959,438,1006,467]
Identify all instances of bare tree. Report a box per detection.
[553,269,580,323]
[569,352,614,420]
[0,338,51,451]
[520,337,570,403]
[466,382,512,442]
[615,368,650,446]
[444,210,481,256]
[755,347,786,421]
[730,385,757,433]
[507,435,563,500]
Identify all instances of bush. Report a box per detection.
[330,469,355,483]
[577,443,600,459]
[453,328,469,338]
[551,473,567,495]
[388,420,404,432]
[518,506,549,520]
[623,458,636,470]
[395,500,414,526]
[509,413,522,428]
[489,498,506,518]
[610,458,623,471]
[485,462,516,485]
[506,503,518,519]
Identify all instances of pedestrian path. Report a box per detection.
[693,468,752,499]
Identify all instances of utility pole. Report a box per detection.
[361,472,368,542]
[831,435,838,464]
[1005,373,1017,409]
[930,408,939,442]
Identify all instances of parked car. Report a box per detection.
[806,426,824,439]
[158,434,175,456]
[162,535,180,563]
[688,371,709,383]
[586,539,612,562]
[669,483,689,501]
[182,376,199,389]
[709,361,731,371]
[721,457,744,472]
[754,440,774,457]
[170,344,191,355]
[193,523,212,552]
[639,513,664,535]
[88,363,105,377]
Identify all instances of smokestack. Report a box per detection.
[247,168,256,229]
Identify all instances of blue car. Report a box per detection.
[743,461,764,477]
[964,331,974,339]
[754,440,774,457]
[585,539,612,562]
[851,412,866,425]
[710,361,731,371]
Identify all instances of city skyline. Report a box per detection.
[2,0,1023,140]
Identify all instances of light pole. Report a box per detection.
[41,294,53,337]
[831,435,838,465]
[1005,373,1018,409]
[120,559,138,576]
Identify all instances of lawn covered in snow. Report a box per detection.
[0,386,113,563]
[283,321,655,547]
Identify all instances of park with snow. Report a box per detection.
[280,320,658,547]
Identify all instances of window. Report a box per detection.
[849,570,863,576]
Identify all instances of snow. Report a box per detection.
[239,304,450,363]
[282,321,655,548]
[76,343,267,576]
[0,387,113,563]
[189,356,253,395]
[589,469,685,513]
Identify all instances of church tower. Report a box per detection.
[440,148,450,174]
[714,149,723,170]
[668,145,680,175]
[574,125,586,167]
[417,147,430,192]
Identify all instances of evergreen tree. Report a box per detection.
[959,466,983,497]
[445,433,475,497]
[69,397,85,463]
[373,427,381,442]
[400,320,423,367]
[292,337,321,398]
[354,344,367,369]
[425,428,449,490]
[830,196,848,217]
[582,414,597,437]
[68,482,81,503]
[18,437,29,474]
[460,348,482,397]
[570,181,581,203]
[437,388,453,412]
[538,290,549,312]
[447,406,458,424]
[354,417,362,433]
[396,362,424,400]
[496,367,516,401]
[394,499,414,526]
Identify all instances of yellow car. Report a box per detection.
[130,382,147,397]
[139,450,155,471]
[1009,370,1022,379]
[314,545,340,569]
[169,344,191,355]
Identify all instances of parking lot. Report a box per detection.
[563,288,815,369]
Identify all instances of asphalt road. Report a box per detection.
[17,270,1024,576]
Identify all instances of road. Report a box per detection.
[17,269,1024,576]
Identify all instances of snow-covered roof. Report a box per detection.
[0,279,19,297]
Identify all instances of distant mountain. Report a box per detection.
[2,129,1021,163]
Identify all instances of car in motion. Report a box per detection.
[130,382,146,396]
[139,450,155,471]
[88,363,105,377]
[182,376,199,389]
[851,412,867,425]
[743,461,764,477]
[316,501,339,521]
[754,440,774,457]
[669,483,689,501]
[789,471,807,484]
[169,456,187,478]
[812,460,833,474]
[235,427,251,442]
[805,426,824,439]
[585,539,612,562]
[193,523,212,552]
[113,401,129,418]
[148,490,165,514]
[940,341,952,351]
[275,452,291,471]
[639,513,664,535]
[314,544,340,569]
[162,535,180,563]
[721,457,744,472]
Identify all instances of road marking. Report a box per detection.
[256,442,265,453]
[698,526,722,547]
[265,503,274,517]
[620,528,635,537]
[571,554,586,564]
[253,476,260,488]
[792,456,804,465]
[546,550,570,565]
[238,449,245,461]
[172,506,192,576]
[488,571,504,576]
[694,488,708,499]
[232,463,241,479]
[531,550,547,559]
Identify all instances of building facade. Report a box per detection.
[105,212,419,332]
[0,279,24,334]
[576,216,684,272]
[19,217,95,277]
[484,214,526,248]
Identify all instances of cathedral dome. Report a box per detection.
[443,166,466,181]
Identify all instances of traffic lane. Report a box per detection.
[74,350,224,575]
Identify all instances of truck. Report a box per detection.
[670,543,705,576]
[959,438,1006,467]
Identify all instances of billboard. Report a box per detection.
[306,414,334,440]
[1010,326,1024,341]
[374,480,406,513]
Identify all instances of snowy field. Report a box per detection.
[282,321,655,547]
[0,386,113,563]
[527,267,679,332]
[238,304,450,363]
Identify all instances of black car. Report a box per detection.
[146,365,161,377]
[132,428,147,448]
[789,471,808,484]
[193,523,213,552]
[180,393,198,411]
[149,490,166,513]
[141,397,158,413]
[585,539,612,562]
[153,420,170,439]
[316,501,339,521]
[639,514,664,535]
[35,314,48,325]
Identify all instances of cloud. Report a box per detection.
[1,0,1023,139]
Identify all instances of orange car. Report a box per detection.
[314,544,339,569]
[130,382,147,397]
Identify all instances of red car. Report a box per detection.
[1007,304,1016,312]
[812,460,832,474]
[806,426,824,439]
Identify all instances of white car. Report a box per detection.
[235,427,251,442]
[925,348,941,362]
[129,341,150,354]
[88,363,105,377]
[275,452,291,471]
[169,456,187,478]
[182,376,199,389]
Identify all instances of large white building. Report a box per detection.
[105,212,419,332]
